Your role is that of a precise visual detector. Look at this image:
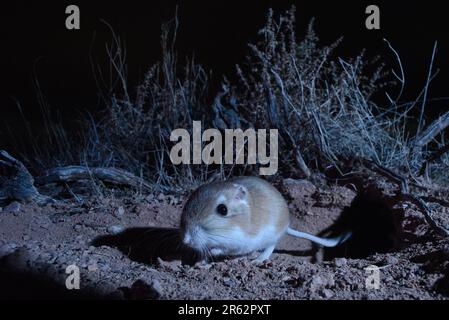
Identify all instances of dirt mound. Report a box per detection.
[0,179,448,299]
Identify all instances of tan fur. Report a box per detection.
[229,176,290,235]
[181,176,290,241]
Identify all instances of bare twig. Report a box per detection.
[401,194,449,237]
[414,110,449,149]
[360,158,409,193]
[359,158,449,237]
[383,39,405,104]
[417,41,438,136]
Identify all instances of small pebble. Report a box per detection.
[322,289,334,299]
[151,279,163,297]
[334,258,347,267]
[108,225,125,235]
[222,277,232,287]
[116,206,125,216]
[197,263,212,270]
[157,257,181,271]
[88,263,98,272]
[384,256,399,265]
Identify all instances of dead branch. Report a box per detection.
[0,150,52,205]
[359,158,449,237]
[402,193,449,237]
[35,166,153,192]
[414,110,449,150]
[360,158,409,193]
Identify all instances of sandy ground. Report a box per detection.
[0,178,448,300]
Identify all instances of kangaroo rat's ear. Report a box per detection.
[233,184,248,202]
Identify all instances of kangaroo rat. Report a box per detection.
[180,176,351,262]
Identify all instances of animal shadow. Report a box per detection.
[316,190,403,260]
[91,227,201,265]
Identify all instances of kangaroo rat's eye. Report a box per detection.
[216,204,228,216]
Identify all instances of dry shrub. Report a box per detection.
[5,7,448,193]
[82,18,220,192]
[233,7,408,175]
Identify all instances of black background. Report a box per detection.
[2,299,445,316]
[0,1,448,135]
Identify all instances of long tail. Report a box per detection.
[287,228,352,247]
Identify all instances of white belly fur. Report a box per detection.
[225,224,283,255]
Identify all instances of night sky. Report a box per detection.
[1,1,448,141]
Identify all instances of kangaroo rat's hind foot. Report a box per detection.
[253,245,276,263]
[210,248,225,256]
